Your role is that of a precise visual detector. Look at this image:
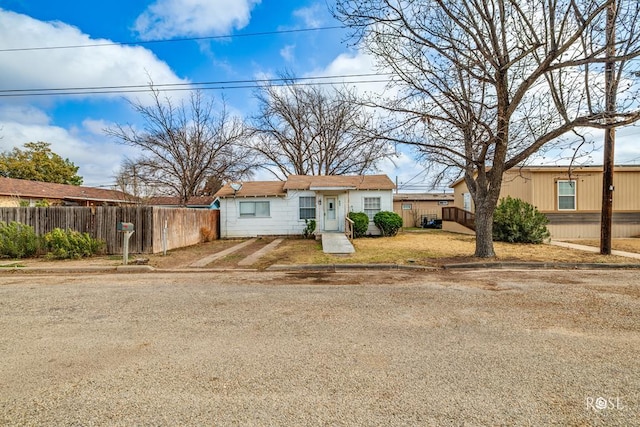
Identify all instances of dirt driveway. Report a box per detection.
[1,269,638,426]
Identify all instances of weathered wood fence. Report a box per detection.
[0,206,219,254]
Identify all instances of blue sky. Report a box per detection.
[0,1,638,190]
[0,0,418,188]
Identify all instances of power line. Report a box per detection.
[0,26,346,53]
[0,73,392,98]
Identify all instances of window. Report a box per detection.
[558,180,576,210]
[402,203,412,210]
[364,197,381,220]
[239,201,270,217]
[299,197,316,220]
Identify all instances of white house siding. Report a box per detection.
[348,190,394,236]
[219,189,394,238]
[220,191,317,238]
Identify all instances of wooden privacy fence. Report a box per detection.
[0,206,219,254]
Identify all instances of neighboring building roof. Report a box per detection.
[394,193,454,202]
[215,175,395,198]
[284,174,395,191]
[147,195,217,206]
[449,164,640,187]
[0,176,134,204]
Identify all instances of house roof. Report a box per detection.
[284,175,395,191]
[449,164,640,188]
[0,177,134,203]
[215,175,395,198]
[147,195,216,206]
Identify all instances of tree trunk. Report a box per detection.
[474,200,496,258]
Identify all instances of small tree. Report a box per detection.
[493,197,550,244]
[348,212,370,237]
[373,211,403,237]
[0,142,83,185]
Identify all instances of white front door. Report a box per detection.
[324,196,339,231]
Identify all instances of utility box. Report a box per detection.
[117,222,134,232]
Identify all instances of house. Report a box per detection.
[146,195,218,209]
[449,165,640,238]
[214,175,396,238]
[0,176,136,207]
[393,193,455,227]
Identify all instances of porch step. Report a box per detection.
[321,232,355,254]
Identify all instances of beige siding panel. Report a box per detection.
[500,170,533,203]
[613,171,639,211]
[531,172,560,211]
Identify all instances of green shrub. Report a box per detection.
[43,228,105,259]
[493,196,550,244]
[0,221,39,258]
[303,219,316,238]
[373,211,403,237]
[348,212,370,238]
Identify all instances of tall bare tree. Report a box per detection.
[250,78,395,177]
[336,0,640,257]
[106,87,255,205]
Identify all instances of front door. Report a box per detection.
[324,196,339,231]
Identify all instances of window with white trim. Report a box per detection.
[239,201,270,217]
[402,203,412,210]
[364,197,381,220]
[557,180,576,210]
[299,196,316,220]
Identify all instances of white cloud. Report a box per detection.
[280,45,295,62]
[0,105,51,126]
[134,0,261,40]
[306,50,393,98]
[0,9,187,102]
[81,119,110,136]
[292,5,324,29]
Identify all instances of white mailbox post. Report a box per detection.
[117,222,134,265]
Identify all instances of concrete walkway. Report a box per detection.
[550,240,640,260]
[189,238,257,268]
[238,238,283,266]
[321,232,355,254]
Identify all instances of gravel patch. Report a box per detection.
[0,270,638,426]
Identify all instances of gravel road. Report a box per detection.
[0,269,638,426]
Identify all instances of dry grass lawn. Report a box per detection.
[254,230,640,268]
[11,231,637,270]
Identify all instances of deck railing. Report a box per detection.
[441,207,476,230]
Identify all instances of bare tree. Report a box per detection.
[336,0,640,257]
[250,77,395,177]
[106,87,255,205]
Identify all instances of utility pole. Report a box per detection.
[600,0,616,255]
